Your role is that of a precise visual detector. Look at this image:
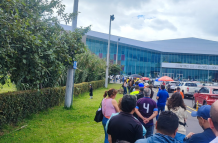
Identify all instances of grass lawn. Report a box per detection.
[0,84,123,143]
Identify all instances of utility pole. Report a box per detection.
[105,15,115,88]
[65,0,79,108]
[116,38,120,65]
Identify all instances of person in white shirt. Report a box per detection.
[208,100,218,143]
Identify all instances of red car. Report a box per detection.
[193,86,218,108]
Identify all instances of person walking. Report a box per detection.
[89,84,93,99]
[165,92,188,142]
[102,89,120,143]
[174,87,184,99]
[156,85,169,120]
[135,88,158,138]
[122,80,127,95]
[136,111,179,143]
[107,95,143,143]
[184,105,216,143]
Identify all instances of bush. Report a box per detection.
[0,80,105,128]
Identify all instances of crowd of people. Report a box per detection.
[100,79,218,143]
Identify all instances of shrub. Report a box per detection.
[0,80,105,128]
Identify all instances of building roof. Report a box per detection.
[60,24,218,55]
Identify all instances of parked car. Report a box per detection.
[180,82,198,98]
[167,81,180,93]
[154,80,162,88]
[193,86,218,108]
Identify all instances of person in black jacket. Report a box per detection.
[136,87,144,100]
[89,84,93,99]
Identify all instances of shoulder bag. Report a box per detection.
[94,100,104,122]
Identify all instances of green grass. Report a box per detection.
[0,84,123,143]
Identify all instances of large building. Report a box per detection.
[61,24,218,82]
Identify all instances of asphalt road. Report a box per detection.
[152,88,203,135]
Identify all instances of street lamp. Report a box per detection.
[116,38,120,65]
[65,0,79,108]
[105,15,115,88]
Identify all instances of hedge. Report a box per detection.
[0,80,105,128]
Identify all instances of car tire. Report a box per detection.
[192,98,196,108]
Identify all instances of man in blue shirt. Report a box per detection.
[156,85,169,120]
[183,105,216,143]
[136,111,179,143]
[135,88,158,138]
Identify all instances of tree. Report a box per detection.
[109,64,122,76]
[74,50,106,83]
[0,0,90,90]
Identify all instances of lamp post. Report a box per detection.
[105,15,115,88]
[116,38,120,65]
[65,0,79,108]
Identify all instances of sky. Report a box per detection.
[61,0,218,42]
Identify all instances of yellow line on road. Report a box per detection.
[187,106,196,111]
[187,110,191,113]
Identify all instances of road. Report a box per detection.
[152,88,203,135]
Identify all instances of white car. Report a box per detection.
[167,81,180,93]
[180,82,198,98]
[154,80,162,88]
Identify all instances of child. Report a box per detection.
[89,84,93,99]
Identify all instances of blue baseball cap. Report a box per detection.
[191,105,211,120]
[138,83,144,87]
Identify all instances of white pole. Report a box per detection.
[105,16,112,88]
[65,0,79,108]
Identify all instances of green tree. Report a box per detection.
[109,64,122,76]
[0,0,90,90]
[74,50,106,83]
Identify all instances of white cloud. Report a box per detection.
[61,0,218,41]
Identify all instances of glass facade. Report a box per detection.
[86,37,218,82]
[86,38,161,77]
[162,53,218,65]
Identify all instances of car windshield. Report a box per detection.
[179,83,184,86]
[213,89,218,94]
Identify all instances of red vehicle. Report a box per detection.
[193,86,218,108]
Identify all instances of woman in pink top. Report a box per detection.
[102,88,119,143]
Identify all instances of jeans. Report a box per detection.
[102,116,109,143]
[128,86,131,94]
[123,87,127,95]
[175,132,186,143]
[156,106,165,120]
[145,125,154,138]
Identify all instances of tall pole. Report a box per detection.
[208,56,210,82]
[105,15,115,88]
[65,0,79,108]
[116,38,120,65]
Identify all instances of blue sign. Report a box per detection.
[73,61,77,69]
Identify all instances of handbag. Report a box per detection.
[94,101,103,122]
